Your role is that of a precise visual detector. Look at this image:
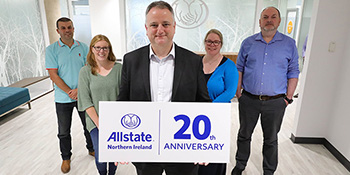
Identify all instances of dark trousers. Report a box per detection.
[133,162,198,175]
[198,163,226,175]
[56,102,94,160]
[235,93,286,175]
[90,128,117,175]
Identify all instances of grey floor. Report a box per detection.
[0,92,349,175]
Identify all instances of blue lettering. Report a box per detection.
[192,115,211,140]
[197,143,202,150]
[145,134,152,141]
[123,133,129,141]
[174,114,191,139]
[117,132,121,141]
[107,132,154,142]
[219,144,224,150]
[208,143,213,150]
[107,132,116,142]
[192,143,197,150]
[129,132,134,141]
[203,143,207,150]
[134,133,140,142]
[162,142,224,150]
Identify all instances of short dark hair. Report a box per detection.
[56,17,73,29]
[145,1,174,17]
[261,6,281,18]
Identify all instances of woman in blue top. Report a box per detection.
[198,29,239,175]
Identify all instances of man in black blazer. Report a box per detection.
[117,1,211,175]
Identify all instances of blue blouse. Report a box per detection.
[206,57,239,102]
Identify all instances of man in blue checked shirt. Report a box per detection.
[231,7,299,175]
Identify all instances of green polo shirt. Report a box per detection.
[45,39,88,103]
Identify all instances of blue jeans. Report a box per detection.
[90,127,117,175]
[56,102,94,160]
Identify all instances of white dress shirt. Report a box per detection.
[149,44,175,102]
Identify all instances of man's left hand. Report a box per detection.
[68,89,78,100]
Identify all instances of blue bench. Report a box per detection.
[0,87,31,117]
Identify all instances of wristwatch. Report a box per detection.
[284,96,293,104]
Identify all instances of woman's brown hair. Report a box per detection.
[87,34,116,75]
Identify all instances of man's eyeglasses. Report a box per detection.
[205,40,221,46]
[93,47,109,51]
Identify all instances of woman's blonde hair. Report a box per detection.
[87,34,116,75]
[204,29,223,46]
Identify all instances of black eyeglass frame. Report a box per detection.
[93,47,110,51]
[205,40,222,46]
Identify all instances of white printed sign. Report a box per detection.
[99,102,231,163]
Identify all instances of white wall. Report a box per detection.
[60,0,69,17]
[293,0,350,160]
[89,0,126,60]
[253,0,264,34]
[328,22,350,160]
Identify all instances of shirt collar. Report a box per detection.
[256,30,283,43]
[58,38,80,47]
[149,43,175,61]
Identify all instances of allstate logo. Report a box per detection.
[172,0,209,29]
[121,113,141,129]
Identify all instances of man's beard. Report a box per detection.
[262,25,276,32]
